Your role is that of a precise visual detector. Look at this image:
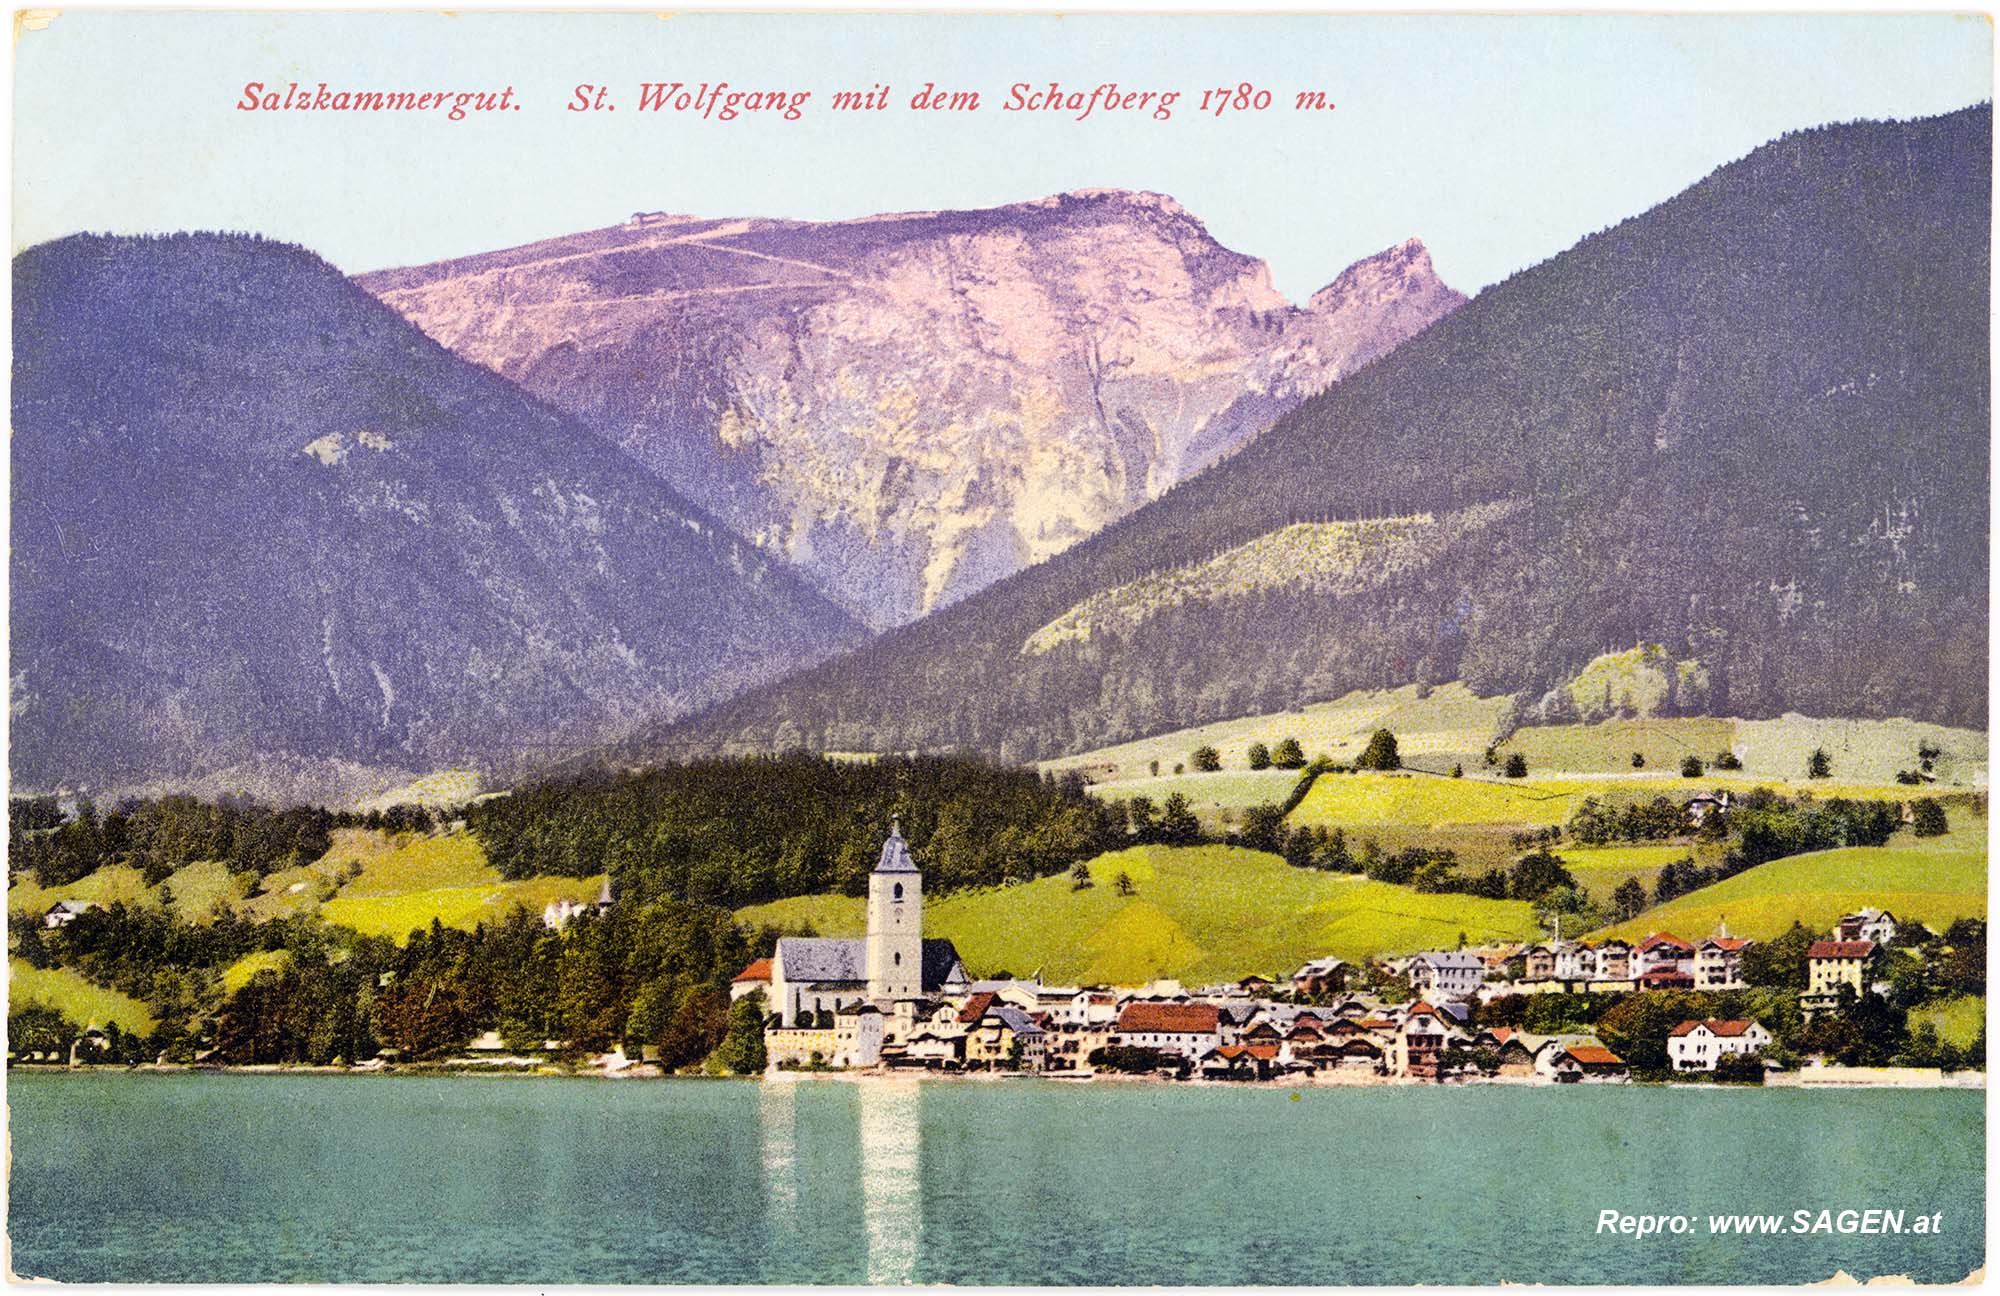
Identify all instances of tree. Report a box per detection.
[1114,871,1136,897]
[1271,737,1307,770]
[1911,799,1948,837]
[1449,763,1464,778]
[1680,755,1704,778]
[1357,729,1402,772]
[1807,747,1833,779]
[1159,793,1201,845]
[1508,848,1576,901]
[1611,876,1648,921]
[1714,1051,1766,1084]
[1503,753,1529,779]
[1631,752,1646,769]
[1742,921,1815,989]
[714,991,768,1075]
[1714,751,1743,771]
[1069,860,1094,890]
[1238,804,1287,855]
[1246,742,1271,771]
[1191,745,1222,773]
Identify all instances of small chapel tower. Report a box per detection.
[865,815,922,1002]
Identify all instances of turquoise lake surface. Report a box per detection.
[7,1072,1984,1285]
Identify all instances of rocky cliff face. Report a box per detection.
[360,191,1464,628]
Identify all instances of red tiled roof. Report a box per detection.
[1809,940,1874,959]
[1638,933,1694,952]
[1566,1045,1625,1066]
[1701,937,1753,951]
[1117,1002,1220,1034]
[1246,1043,1279,1060]
[733,958,773,983]
[1667,1020,1705,1038]
[1489,1027,1515,1043]
[958,992,997,1023]
[1356,1018,1397,1030]
[1407,1001,1440,1018]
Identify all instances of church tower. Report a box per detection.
[865,815,923,1001]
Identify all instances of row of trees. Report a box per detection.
[16,887,771,1069]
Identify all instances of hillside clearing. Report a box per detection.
[1913,996,1985,1049]
[320,875,604,942]
[735,844,1538,984]
[1591,823,1986,944]
[10,960,156,1034]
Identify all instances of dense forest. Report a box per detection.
[636,105,1989,766]
[467,753,1132,907]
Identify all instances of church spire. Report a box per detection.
[875,814,917,873]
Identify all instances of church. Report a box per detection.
[762,817,970,1025]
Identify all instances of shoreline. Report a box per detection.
[11,1062,1985,1090]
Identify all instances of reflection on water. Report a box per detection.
[857,1079,923,1284]
[758,1078,798,1228]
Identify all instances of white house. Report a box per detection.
[1667,1019,1772,1072]
[1405,951,1486,1000]
[1836,909,1898,946]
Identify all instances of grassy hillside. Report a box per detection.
[1592,823,1986,943]
[1498,713,1985,784]
[10,959,156,1034]
[1288,769,1919,832]
[1041,683,1512,784]
[320,875,604,942]
[734,844,1539,984]
[7,864,155,918]
[1914,995,1985,1049]
[9,829,602,945]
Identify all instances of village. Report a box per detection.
[730,821,1966,1086]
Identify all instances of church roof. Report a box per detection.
[777,937,865,984]
[875,819,918,874]
[775,936,968,992]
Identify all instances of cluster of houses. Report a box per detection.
[729,821,1914,1083]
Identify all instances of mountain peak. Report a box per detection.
[1308,237,1462,316]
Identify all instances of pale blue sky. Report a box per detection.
[13,11,1991,299]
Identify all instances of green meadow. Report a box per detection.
[10,960,156,1035]
[1039,683,1512,785]
[1591,822,1987,944]
[1914,995,1985,1049]
[735,843,1540,984]
[10,827,603,946]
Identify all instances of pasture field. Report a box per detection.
[1289,770,1923,832]
[1041,684,1512,784]
[319,874,604,942]
[1073,770,1301,827]
[1499,714,1985,785]
[7,864,155,919]
[10,960,156,1034]
[1913,996,1985,1049]
[1556,843,1703,898]
[1591,821,1986,944]
[1496,719,1737,776]
[736,844,1539,985]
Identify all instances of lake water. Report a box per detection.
[7,1072,1984,1285]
